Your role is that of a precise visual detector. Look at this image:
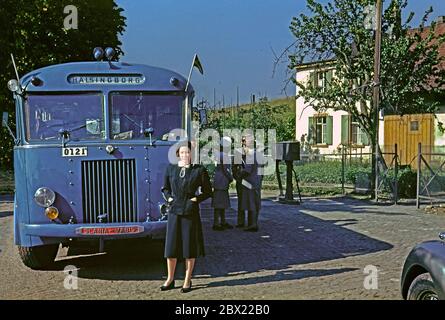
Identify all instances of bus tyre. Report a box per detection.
[18,244,59,270]
[407,273,440,300]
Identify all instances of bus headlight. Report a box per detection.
[45,207,59,220]
[34,187,56,207]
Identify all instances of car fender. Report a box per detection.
[401,240,445,299]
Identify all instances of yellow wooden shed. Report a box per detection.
[384,114,435,168]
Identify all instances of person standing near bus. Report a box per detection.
[160,140,212,293]
[238,134,263,232]
[211,136,234,231]
[232,136,247,227]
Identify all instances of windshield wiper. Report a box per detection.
[59,123,86,138]
[58,121,98,146]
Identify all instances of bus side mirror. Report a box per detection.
[199,108,207,126]
[2,112,8,127]
[2,112,9,128]
[2,112,17,144]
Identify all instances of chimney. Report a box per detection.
[437,16,445,24]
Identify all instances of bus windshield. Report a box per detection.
[24,94,104,141]
[110,93,183,140]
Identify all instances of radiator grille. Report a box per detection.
[81,159,137,223]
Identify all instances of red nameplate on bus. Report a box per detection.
[76,226,144,235]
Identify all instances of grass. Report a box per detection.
[0,170,14,194]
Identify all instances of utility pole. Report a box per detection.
[222,94,226,129]
[251,94,256,130]
[213,88,216,110]
[237,86,240,127]
[374,0,383,201]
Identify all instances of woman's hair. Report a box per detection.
[175,140,192,157]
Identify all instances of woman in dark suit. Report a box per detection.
[160,141,212,293]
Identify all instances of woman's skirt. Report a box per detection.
[164,212,205,259]
[211,190,231,209]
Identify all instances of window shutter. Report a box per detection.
[360,127,370,145]
[309,72,317,88]
[326,70,333,90]
[341,115,350,145]
[326,116,333,145]
[308,117,314,144]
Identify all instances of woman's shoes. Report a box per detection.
[161,280,193,293]
[181,281,192,293]
[160,280,175,291]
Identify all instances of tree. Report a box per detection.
[0,0,126,169]
[203,97,295,145]
[285,0,445,190]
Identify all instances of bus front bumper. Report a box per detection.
[21,221,167,240]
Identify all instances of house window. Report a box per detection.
[317,72,325,90]
[351,119,364,145]
[316,116,327,144]
[410,120,419,132]
[341,114,369,146]
[308,115,333,146]
[309,69,333,92]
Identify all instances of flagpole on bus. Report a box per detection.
[185,54,197,92]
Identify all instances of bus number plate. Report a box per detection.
[62,147,88,157]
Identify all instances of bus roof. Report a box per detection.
[20,61,193,93]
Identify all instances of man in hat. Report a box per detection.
[238,134,264,232]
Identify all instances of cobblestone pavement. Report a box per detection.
[1,193,445,300]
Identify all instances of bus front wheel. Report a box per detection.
[18,244,59,270]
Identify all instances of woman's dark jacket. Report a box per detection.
[161,164,213,215]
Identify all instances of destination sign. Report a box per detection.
[68,74,145,85]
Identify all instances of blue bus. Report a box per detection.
[5,49,195,269]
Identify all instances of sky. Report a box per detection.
[115,0,445,106]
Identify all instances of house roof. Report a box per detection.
[296,17,445,89]
[411,17,445,59]
[295,59,336,71]
[406,17,444,89]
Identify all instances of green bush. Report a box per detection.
[294,161,343,184]
[294,161,372,185]
[397,169,417,199]
[0,170,14,194]
[0,127,14,170]
[258,160,372,196]
[378,167,417,199]
[345,167,372,184]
